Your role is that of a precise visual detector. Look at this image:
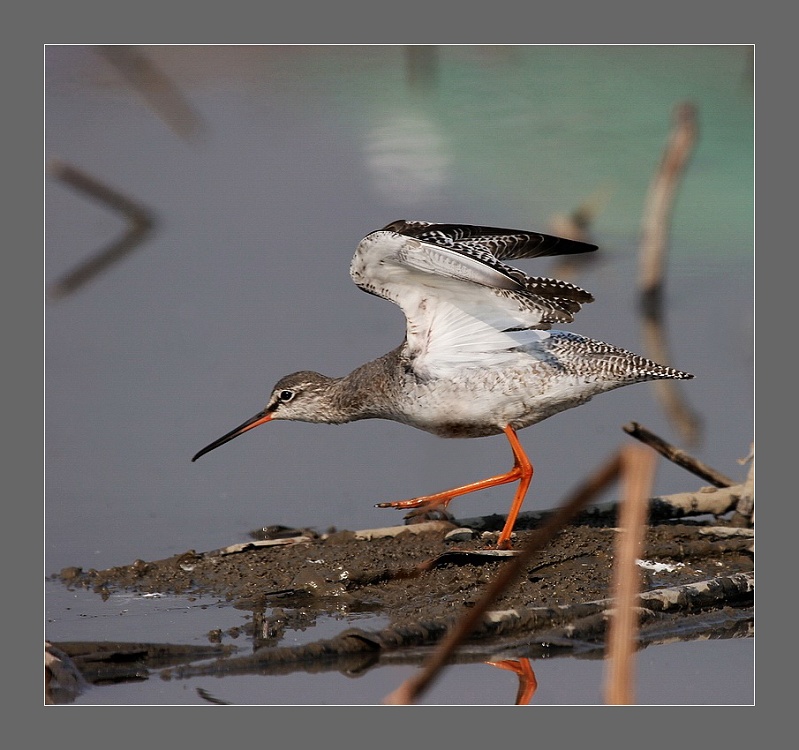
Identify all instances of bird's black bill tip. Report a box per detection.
[191,438,229,463]
[191,410,274,463]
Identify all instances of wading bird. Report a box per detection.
[193,221,692,548]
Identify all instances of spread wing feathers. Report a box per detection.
[403,292,552,376]
[351,220,595,327]
[350,221,596,374]
[381,219,597,263]
[379,220,595,318]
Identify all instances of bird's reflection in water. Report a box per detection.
[487,658,538,705]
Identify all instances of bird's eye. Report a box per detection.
[278,390,295,403]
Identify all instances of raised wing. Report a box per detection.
[380,219,596,262]
[350,221,597,375]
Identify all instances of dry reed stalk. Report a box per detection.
[638,101,698,304]
[604,444,657,704]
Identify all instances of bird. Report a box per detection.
[192,220,693,548]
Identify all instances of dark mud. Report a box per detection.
[49,500,753,691]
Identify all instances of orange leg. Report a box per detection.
[488,658,538,705]
[376,425,534,549]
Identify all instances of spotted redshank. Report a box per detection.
[193,220,693,548]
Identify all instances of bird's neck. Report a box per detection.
[329,347,404,422]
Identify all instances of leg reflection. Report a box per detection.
[487,658,538,705]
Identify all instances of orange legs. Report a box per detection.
[376,425,534,549]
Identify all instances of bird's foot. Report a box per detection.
[375,493,454,511]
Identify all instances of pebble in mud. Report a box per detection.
[444,528,475,542]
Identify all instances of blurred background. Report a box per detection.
[45,45,753,704]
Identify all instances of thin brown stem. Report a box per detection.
[604,444,656,704]
[638,101,699,302]
[48,161,154,298]
[623,422,734,487]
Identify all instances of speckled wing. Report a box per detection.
[381,219,597,262]
[369,220,597,326]
[350,221,599,375]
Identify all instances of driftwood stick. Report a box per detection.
[548,183,615,283]
[638,101,699,304]
[97,46,203,140]
[49,160,151,224]
[650,485,746,519]
[635,103,701,441]
[158,572,753,680]
[735,450,755,520]
[604,445,656,705]
[48,161,154,298]
[550,183,615,243]
[623,422,735,488]
[45,642,89,704]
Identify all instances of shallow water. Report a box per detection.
[45,45,753,705]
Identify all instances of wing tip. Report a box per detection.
[377,220,598,255]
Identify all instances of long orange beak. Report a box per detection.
[191,410,273,462]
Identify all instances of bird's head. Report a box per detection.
[191,371,336,462]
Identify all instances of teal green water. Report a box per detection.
[302,45,752,260]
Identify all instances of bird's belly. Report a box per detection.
[396,369,597,439]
